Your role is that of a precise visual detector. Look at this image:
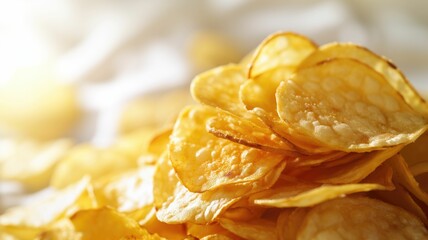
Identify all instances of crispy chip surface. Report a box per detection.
[277,58,428,151]
[297,197,428,240]
[169,105,285,192]
[219,218,277,240]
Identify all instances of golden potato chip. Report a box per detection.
[292,146,402,184]
[389,154,428,204]
[248,32,317,78]
[143,213,186,240]
[147,128,172,157]
[277,208,309,240]
[297,197,428,240]
[36,219,80,240]
[153,153,179,209]
[93,166,155,212]
[287,151,347,168]
[371,183,428,226]
[252,183,387,208]
[0,66,80,140]
[0,177,95,239]
[222,199,265,222]
[277,58,428,151]
[114,127,161,161]
[186,223,238,240]
[299,43,428,117]
[189,31,242,71]
[206,109,296,154]
[50,144,137,188]
[169,105,285,192]
[200,234,236,240]
[119,89,193,134]
[156,162,286,224]
[219,218,277,240]
[71,207,165,240]
[0,138,72,190]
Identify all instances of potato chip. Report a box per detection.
[114,127,162,160]
[143,213,186,240]
[93,166,155,212]
[156,162,286,224]
[36,219,81,240]
[50,144,137,188]
[248,32,317,78]
[297,197,428,240]
[299,43,428,117]
[186,223,239,240]
[277,58,428,151]
[147,128,172,157]
[292,146,402,184]
[0,138,72,190]
[169,105,285,192]
[371,183,428,226]
[200,234,236,240]
[206,109,296,154]
[153,153,179,209]
[71,207,165,240]
[276,208,309,240]
[389,154,428,204]
[0,177,95,239]
[219,218,277,240]
[401,131,428,167]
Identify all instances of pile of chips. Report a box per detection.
[1,32,428,239]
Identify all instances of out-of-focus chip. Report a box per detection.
[50,144,137,189]
[0,177,95,239]
[297,197,428,239]
[153,153,179,209]
[219,218,277,240]
[401,132,428,166]
[0,66,80,140]
[299,43,428,117]
[35,219,80,240]
[206,110,296,154]
[276,208,309,240]
[147,128,172,157]
[138,211,186,240]
[71,207,165,240]
[186,223,239,239]
[119,89,194,134]
[169,105,285,192]
[200,234,236,240]
[248,32,317,78]
[93,166,155,213]
[277,59,428,151]
[0,138,72,190]
[156,162,286,224]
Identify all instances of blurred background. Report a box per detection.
[1,0,428,212]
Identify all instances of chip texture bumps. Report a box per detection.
[297,197,428,240]
[169,105,285,192]
[277,58,428,151]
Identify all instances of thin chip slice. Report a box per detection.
[0,177,95,239]
[206,110,296,154]
[147,128,173,157]
[389,154,428,204]
[156,162,286,224]
[153,153,179,209]
[169,105,285,192]
[291,145,402,184]
[186,223,239,240]
[299,43,428,117]
[143,213,186,240]
[277,58,428,151]
[35,219,80,240]
[0,138,72,190]
[401,132,428,167]
[219,218,277,240]
[71,207,165,240]
[297,197,428,240]
[248,32,317,78]
[200,234,236,240]
[252,183,387,208]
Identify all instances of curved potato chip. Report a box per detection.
[277,58,428,151]
[252,183,387,208]
[389,155,428,204]
[291,146,402,184]
[277,208,309,240]
[206,110,296,154]
[94,166,155,212]
[0,138,72,190]
[156,162,286,224]
[219,218,276,240]
[401,132,428,167]
[297,197,428,240]
[200,234,236,240]
[0,177,95,239]
[71,207,165,240]
[169,105,285,192]
[186,223,238,240]
[35,219,80,240]
[147,128,172,157]
[299,43,428,117]
[51,144,137,189]
[153,152,179,209]
[248,32,317,78]
[143,213,186,240]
